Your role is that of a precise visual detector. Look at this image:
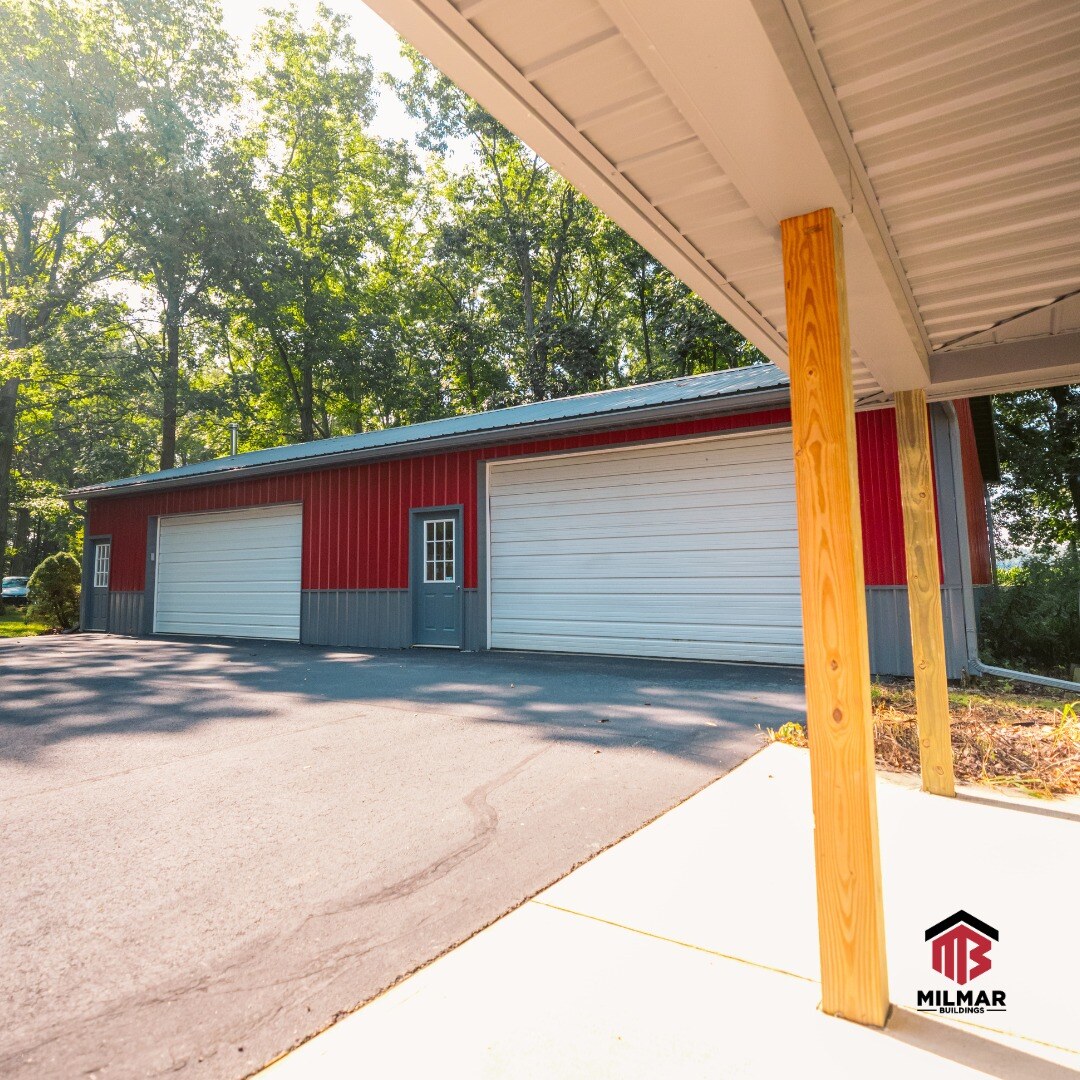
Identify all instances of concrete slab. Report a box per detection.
[264,903,1001,1080]
[541,744,1080,1055]
[263,744,1080,1079]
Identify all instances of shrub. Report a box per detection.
[27,552,82,630]
[977,555,1080,678]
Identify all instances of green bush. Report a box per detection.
[27,552,82,630]
[978,556,1080,678]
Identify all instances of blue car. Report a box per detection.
[2,576,29,606]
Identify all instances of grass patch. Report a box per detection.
[0,605,51,639]
[767,677,1080,799]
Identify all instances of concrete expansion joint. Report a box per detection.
[528,899,816,985]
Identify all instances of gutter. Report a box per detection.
[944,402,1080,695]
[67,386,793,501]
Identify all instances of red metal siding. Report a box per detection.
[854,406,957,588]
[954,398,993,586]
[89,408,793,594]
[856,409,907,586]
[89,404,957,596]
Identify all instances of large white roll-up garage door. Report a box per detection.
[488,430,803,664]
[154,504,303,641]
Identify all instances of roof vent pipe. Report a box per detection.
[943,402,1080,694]
[230,423,238,457]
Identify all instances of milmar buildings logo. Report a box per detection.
[917,910,1007,1015]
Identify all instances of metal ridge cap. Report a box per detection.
[67,387,793,501]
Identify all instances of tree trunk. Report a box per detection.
[0,377,19,579]
[0,306,29,581]
[1049,387,1080,534]
[160,307,180,471]
[299,341,315,442]
[299,189,316,442]
[29,514,45,568]
[637,277,653,379]
[12,506,31,574]
[517,235,545,401]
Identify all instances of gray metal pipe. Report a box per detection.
[967,659,1080,694]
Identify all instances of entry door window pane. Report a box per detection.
[93,542,111,589]
[424,519,455,583]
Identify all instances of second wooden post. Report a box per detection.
[894,388,956,797]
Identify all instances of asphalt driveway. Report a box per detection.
[1,635,804,1080]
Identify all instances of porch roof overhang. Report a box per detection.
[365,0,1080,402]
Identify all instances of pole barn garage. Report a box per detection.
[70,365,993,677]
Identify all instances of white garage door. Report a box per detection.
[488,430,803,664]
[154,504,303,641]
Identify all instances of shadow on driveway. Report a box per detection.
[0,635,805,1080]
[1,634,805,767]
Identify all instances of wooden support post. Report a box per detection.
[894,389,956,797]
[781,207,889,1027]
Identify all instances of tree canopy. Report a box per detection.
[991,386,1080,560]
[0,0,769,575]
[1,0,1071,596]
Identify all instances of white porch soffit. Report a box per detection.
[366,0,1080,401]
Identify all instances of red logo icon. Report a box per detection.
[925,911,998,985]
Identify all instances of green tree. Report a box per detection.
[412,180,512,413]
[398,49,603,402]
[396,49,764,403]
[231,4,416,441]
[979,384,1080,676]
[992,385,1080,559]
[103,0,241,469]
[12,297,161,570]
[0,0,127,571]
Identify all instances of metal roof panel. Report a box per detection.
[70,365,790,498]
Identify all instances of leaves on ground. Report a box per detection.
[767,678,1080,799]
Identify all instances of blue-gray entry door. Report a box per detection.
[86,538,111,631]
[411,510,462,647]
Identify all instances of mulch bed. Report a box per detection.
[769,677,1080,799]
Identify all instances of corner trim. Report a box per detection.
[143,516,159,635]
[79,527,94,629]
[476,461,491,652]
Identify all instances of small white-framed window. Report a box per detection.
[423,518,455,583]
[93,542,111,589]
